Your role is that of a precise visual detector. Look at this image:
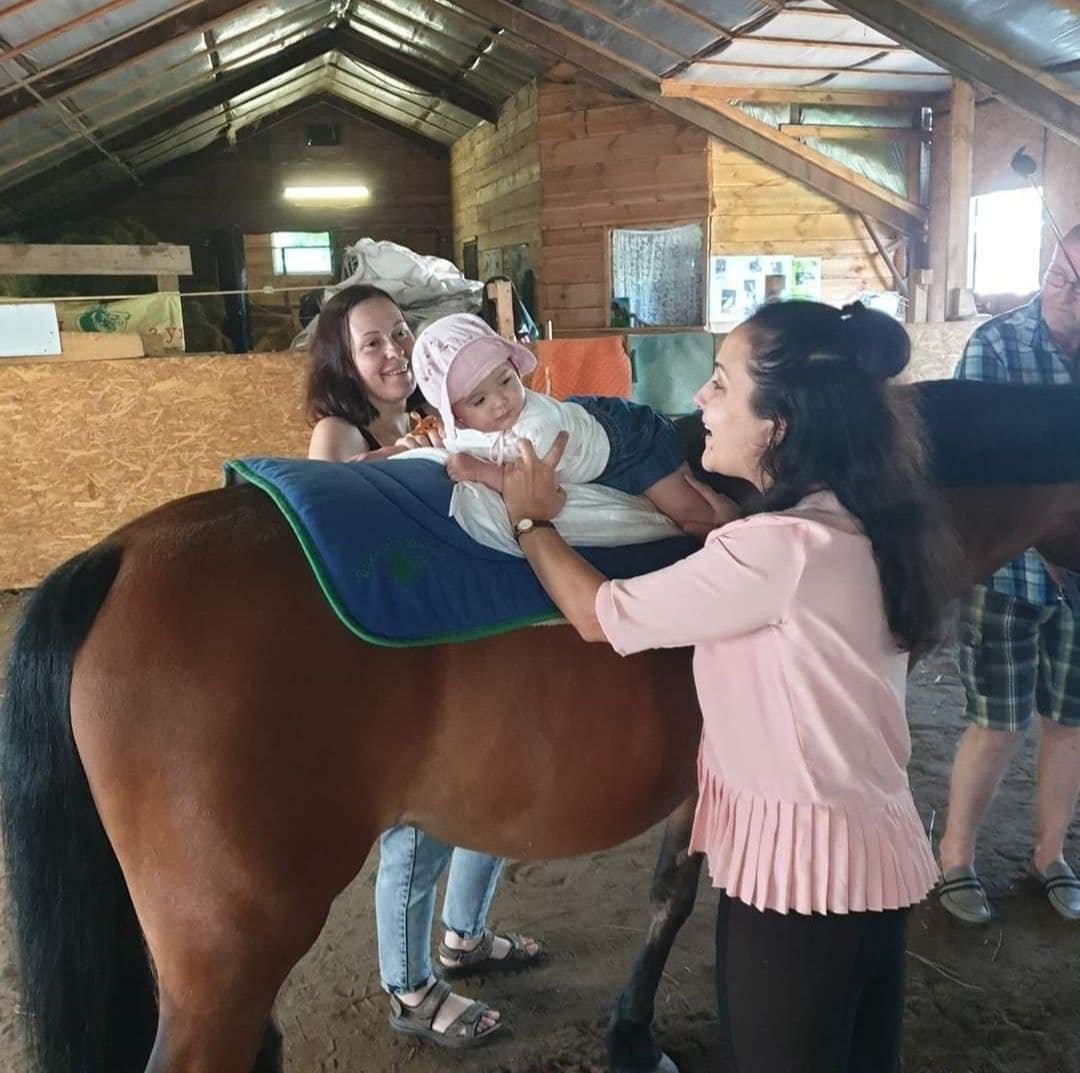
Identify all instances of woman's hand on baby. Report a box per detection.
[501,432,569,524]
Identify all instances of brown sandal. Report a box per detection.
[388,978,503,1049]
[435,928,544,980]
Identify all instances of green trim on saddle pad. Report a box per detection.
[228,459,564,647]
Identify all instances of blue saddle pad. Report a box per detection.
[226,457,699,646]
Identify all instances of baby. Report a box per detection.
[410,313,728,536]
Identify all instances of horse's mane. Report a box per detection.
[911,379,1080,487]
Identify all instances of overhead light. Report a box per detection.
[283,184,370,201]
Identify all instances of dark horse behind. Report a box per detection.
[4,380,1080,1073]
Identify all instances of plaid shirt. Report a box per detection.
[954,297,1074,605]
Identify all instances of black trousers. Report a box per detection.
[715,892,909,1073]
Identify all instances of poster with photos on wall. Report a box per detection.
[707,255,821,330]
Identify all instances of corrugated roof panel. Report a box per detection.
[515,0,678,75]
[752,9,897,47]
[0,0,183,73]
[333,54,476,126]
[554,0,723,60]
[910,0,1080,72]
[61,36,207,114]
[714,39,887,67]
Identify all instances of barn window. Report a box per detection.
[610,223,705,327]
[968,187,1043,296]
[271,231,333,275]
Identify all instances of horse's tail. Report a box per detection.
[0,543,157,1073]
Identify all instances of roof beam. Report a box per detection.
[780,124,928,142]
[334,25,497,121]
[661,82,932,108]
[0,29,334,203]
[449,0,925,234]
[826,0,1080,145]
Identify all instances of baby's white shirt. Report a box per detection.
[445,390,610,484]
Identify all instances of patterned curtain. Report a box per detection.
[611,223,704,327]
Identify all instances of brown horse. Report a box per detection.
[3,381,1080,1073]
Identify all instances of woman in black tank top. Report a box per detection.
[303,284,542,1047]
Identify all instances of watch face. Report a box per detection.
[516,519,533,533]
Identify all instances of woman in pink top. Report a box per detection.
[498,300,954,1073]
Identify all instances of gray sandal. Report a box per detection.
[388,978,503,1049]
[937,865,993,925]
[436,929,543,980]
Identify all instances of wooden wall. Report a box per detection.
[928,97,1080,320]
[451,83,541,282]
[708,140,897,305]
[537,77,710,331]
[99,103,453,257]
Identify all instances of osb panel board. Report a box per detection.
[901,320,985,384]
[1,351,310,588]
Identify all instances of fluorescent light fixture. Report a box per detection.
[283,184,370,201]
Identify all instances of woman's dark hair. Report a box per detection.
[743,299,954,654]
[304,284,422,429]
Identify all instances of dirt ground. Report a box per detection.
[0,590,1077,1073]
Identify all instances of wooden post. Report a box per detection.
[156,274,179,293]
[486,279,514,340]
[945,79,974,320]
[906,268,932,323]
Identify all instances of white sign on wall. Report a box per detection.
[0,302,61,357]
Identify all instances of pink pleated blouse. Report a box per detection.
[595,491,938,915]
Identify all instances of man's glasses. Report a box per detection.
[1045,269,1080,296]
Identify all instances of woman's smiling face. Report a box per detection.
[347,298,416,406]
[692,325,776,489]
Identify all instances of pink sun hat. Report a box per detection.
[412,313,537,435]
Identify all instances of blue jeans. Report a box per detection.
[375,824,504,994]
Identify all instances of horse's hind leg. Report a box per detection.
[607,796,703,1073]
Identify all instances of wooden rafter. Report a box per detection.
[780,123,929,142]
[449,0,925,233]
[741,35,910,52]
[660,82,932,108]
[691,60,947,77]
[827,0,1080,145]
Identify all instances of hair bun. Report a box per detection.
[839,301,910,382]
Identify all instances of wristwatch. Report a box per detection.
[514,518,556,540]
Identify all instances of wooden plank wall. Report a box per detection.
[451,83,542,278]
[538,78,710,331]
[708,140,897,304]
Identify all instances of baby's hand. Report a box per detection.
[446,453,480,483]
[447,454,504,493]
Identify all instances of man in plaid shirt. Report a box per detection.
[938,226,1080,924]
